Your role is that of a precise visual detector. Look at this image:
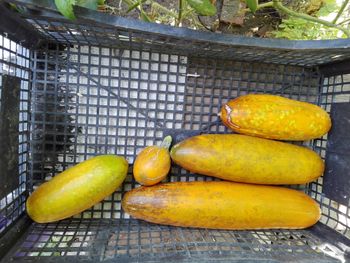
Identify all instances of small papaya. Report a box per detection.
[220,94,331,141]
[26,155,128,223]
[133,136,172,186]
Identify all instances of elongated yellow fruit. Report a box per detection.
[170,134,324,184]
[220,94,331,141]
[27,155,128,223]
[122,181,321,230]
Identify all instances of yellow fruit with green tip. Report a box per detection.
[26,155,128,223]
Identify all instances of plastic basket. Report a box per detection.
[0,1,349,262]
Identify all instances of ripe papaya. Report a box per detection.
[133,136,172,186]
[170,134,324,184]
[220,94,331,141]
[27,155,128,223]
[122,181,321,230]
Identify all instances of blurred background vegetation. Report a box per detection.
[53,0,350,40]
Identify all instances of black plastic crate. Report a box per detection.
[0,1,350,262]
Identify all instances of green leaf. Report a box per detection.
[317,2,338,17]
[54,0,99,19]
[274,16,341,40]
[55,0,76,19]
[140,10,152,22]
[245,0,258,13]
[76,0,98,10]
[127,0,147,13]
[98,0,105,4]
[187,0,217,16]
[9,3,20,12]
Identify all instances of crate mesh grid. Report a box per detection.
[10,219,338,261]
[0,2,350,262]
[0,40,342,261]
[310,73,350,240]
[0,34,31,236]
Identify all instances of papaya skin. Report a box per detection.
[170,134,324,185]
[122,181,321,230]
[26,155,128,223]
[220,94,331,141]
[133,136,172,186]
[133,148,170,186]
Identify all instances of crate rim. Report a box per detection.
[9,0,350,52]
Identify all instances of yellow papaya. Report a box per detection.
[26,155,128,223]
[133,136,172,186]
[170,134,324,184]
[122,181,321,230]
[220,94,331,141]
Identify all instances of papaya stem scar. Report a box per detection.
[224,105,240,129]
